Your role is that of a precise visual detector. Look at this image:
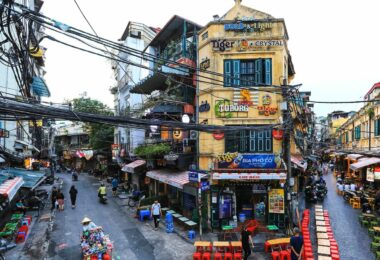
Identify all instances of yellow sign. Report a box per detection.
[257,95,278,116]
[268,189,285,214]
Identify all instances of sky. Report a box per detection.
[41,0,380,117]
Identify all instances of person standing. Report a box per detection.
[51,186,58,211]
[151,200,162,230]
[290,227,304,260]
[111,177,119,196]
[57,189,65,211]
[241,225,253,260]
[69,185,78,209]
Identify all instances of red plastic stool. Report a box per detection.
[15,232,26,243]
[271,251,280,260]
[304,251,313,258]
[202,252,211,260]
[214,252,223,260]
[280,250,291,260]
[331,254,340,260]
[264,241,271,252]
[331,249,339,255]
[233,253,242,260]
[193,252,201,260]
[224,253,233,260]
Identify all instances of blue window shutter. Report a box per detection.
[233,60,240,87]
[375,120,378,136]
[264,59,272,86]
[255,59,262,85]
[224,60,232,87]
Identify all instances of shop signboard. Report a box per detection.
[212,172,286,180]
[200,181,210,191]
[367,167,375,182]
[374,166,380,180]
[217,153,279,169]
[268,189,285,214]
[200,58,210,71]
[224,21,274,32]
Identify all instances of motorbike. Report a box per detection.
[99,194,107,204]
[315,183,327,201]
[23,196,45,211]
[305,185,317,203]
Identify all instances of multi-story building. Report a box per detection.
[0,0,50,165]
[198,0,297,228]
[112,22,157,159]
[327,110,354,147]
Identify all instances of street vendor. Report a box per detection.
[81,217,97,231]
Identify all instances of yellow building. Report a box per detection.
[197,0,296,228]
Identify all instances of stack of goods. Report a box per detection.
[81,227,113,259]
[301,209,314,260]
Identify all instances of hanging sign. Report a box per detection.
[374,166,380,180]
[199,101,210,112]
[200,181,210,191]
[200,58,210,71]
[257,95,278,116]
[217,153,280,169]
[268,189,285,214]
[212,132,225,140]
[367,167,375,182]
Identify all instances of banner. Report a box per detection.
[268,189,285,214]
[217,153,280,169]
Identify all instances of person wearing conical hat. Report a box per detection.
[81,217,97,231]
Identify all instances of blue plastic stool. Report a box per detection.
[139,209,151,221]
[188,230,196,240]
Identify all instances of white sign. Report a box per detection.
[367,168,375,182]
[218,104,249,112]
[212,172,286,180]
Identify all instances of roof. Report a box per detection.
[120,21,157,41]
[347,154,365,160]
[364,82,380,100]
[350,157,380,171]
[121,160,146,173]
[0,168,46,190]
[0,177,24,201]
[143,15,202,52]
[146,169,190,189]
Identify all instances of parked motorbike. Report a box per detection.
[305,185,317,203]
[316,183,327,201]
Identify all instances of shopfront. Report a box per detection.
[121,160,146,191]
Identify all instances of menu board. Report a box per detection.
[268,189,285,214]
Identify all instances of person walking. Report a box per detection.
[57,189,65,211]
[50,186,58,211]
[151,200,162,230]
[69,185,78,209]
[241,225,254,260]
[290,227,304,260]
[111,177,119,196]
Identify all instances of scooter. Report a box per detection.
[305,185,317,202]
[99,194,107,204]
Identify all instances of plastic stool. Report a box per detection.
[139,209,151,221]
[331,254,340,260]
[193,252,201,260]
[233,253,242,260]
[202,252,211,260]
[15,232,26,243]
[18,225,28,234]
[214,252,223,260]
[188,230,196,240]
[280,250,290,260]
[264,241,271,252]
[224,253,233,260]
[271,251,280,260]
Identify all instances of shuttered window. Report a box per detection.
[355,126,361,140]
[225,128,272,153]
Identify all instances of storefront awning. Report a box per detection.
[0,168,46,190]
[146,169,189,189]
[0,177,24,201]
[291,155,307,171]
[350,157,380,171]
[122,160,146,173]
[212,172,287,180]
[347,154,364,160]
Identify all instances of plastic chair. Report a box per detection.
[15,232,26,243]
[271,245,281,260]
[193,252,201,260]
[331,254,340,260]
[201,252,211,260]
[264,241,271,252]
[139,209,151,221]
[233,253,242,260]
[224,252,233,260]
[280,249,290,260]
[214,252,223,260]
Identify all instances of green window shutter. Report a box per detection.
[358,126,361,139]
[264,59,272,86]
[224,60,232,87]
[233,60,240,87]
[375,119,378,136]
[254,59,262,85]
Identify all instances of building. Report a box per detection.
[327,110,354,146]
[197,0,297,229]
[111,22,157,159]
[0,0,50,166]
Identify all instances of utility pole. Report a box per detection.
[281,81,293,231]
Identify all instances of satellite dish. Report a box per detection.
[182,114,190,124]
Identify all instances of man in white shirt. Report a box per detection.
[151,200,162,230]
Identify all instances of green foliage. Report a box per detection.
[71,97,114,151]
[134,143,171,159]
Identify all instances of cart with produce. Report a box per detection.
[81,226,113,260]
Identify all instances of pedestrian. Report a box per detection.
[57,189,65,211]
[151,200,162,230]
[290,227,304,260]
[241,225,254,260]
[51,186,58,211]
[69,185,78,209]
[111,177,119,196]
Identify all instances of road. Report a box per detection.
[46,172,159,260]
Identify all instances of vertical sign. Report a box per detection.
[268,189,285,214]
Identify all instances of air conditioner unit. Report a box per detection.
[189,130,198,140]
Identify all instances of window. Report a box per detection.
[225,128,272,153]
[224,59,272,87]
[354,125,361,140]
[375,119,380,137]
[345,132,349,143]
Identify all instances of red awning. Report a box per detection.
[350,157,380,171]
[146,169,189,189]
[121,160,146,173]
[291,155,307,171]
[0,177,24,201]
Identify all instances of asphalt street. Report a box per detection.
[47,172,155,260]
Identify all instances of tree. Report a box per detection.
[71,97,114,153]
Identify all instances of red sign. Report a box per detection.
[273,129,284,140]
[213,132,225,140]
